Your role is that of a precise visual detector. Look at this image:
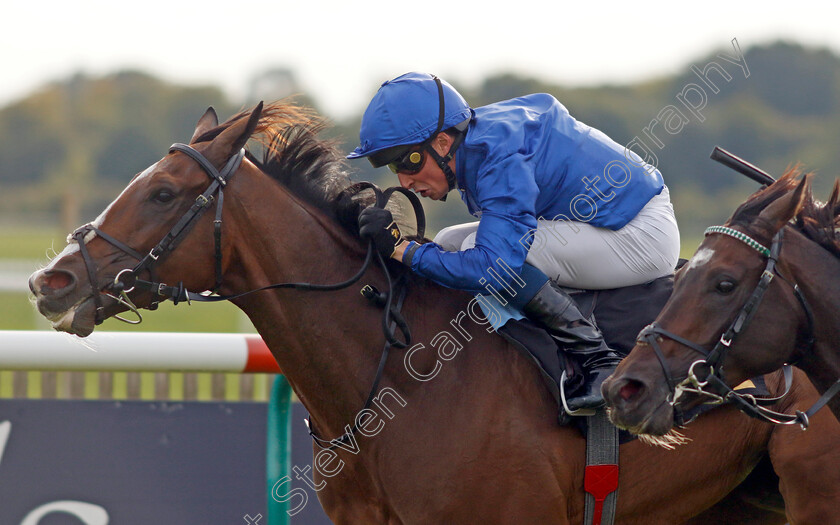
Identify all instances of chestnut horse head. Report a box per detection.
[28,102,370,336]
[604,170,840,435]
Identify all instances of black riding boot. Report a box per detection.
[522,281,622,413]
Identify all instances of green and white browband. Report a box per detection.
[704,226,771,257]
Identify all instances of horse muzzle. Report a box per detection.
[29,268,101,337]
[603,369,676,436]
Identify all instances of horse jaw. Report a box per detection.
[605,398,677,437]
[40,297,98,337]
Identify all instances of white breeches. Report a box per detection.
[434,187,680,290]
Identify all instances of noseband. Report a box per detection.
[637,226,831,429]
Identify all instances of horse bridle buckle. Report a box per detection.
[196,194,212,207]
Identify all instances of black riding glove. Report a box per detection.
[358,207,402,258]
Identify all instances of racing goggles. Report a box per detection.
[369,145,426,175]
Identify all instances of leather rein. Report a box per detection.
[69,142,427,447]
[638,225,840,429]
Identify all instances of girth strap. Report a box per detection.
[583,410,619,525]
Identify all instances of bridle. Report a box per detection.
[71,142,420,332]
[68,139,427,448]
[638,225,839,429]
[71,142,246,325]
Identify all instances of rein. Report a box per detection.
[638,226,838,429]
[69,143,429,447]
[71,143,424,344]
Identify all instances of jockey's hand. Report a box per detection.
[358,207,403,258]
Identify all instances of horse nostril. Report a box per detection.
[618,379,644,401]
[31,269,77,296]
[47,272,72,290]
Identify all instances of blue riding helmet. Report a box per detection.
[347,72,472,164]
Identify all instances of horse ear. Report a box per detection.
[757,175,809,234]
[205,102,264,165]
[190,107,219,144]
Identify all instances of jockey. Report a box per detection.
[348,72,680,412]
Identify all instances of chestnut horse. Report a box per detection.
[29,103,840,523]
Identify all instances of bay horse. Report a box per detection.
[603,170,840,424]
[28,103,840,523]
[603,171,840,517]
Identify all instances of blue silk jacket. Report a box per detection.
[407,93,664,293]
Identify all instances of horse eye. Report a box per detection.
[151,190,176,204]
[716,280,736,294]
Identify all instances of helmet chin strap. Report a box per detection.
[424,130,466,200]
[412,74,469,200]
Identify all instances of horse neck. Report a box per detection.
[221,167,388,436]
[783,229,840,405]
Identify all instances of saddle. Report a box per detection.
[496,273,675,426]
[497,267,772,429]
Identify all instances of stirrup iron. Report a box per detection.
[560,370,597,417]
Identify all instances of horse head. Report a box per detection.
[603,172,812,436]
[29,104,264,337]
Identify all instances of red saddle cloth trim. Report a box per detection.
[584,464,619,525]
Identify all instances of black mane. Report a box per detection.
[728,168,803,231]
[728,167,840,258]
[796,179,840,258]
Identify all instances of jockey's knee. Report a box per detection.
[433,222,479,252]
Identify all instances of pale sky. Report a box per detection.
[3,1,839,119]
